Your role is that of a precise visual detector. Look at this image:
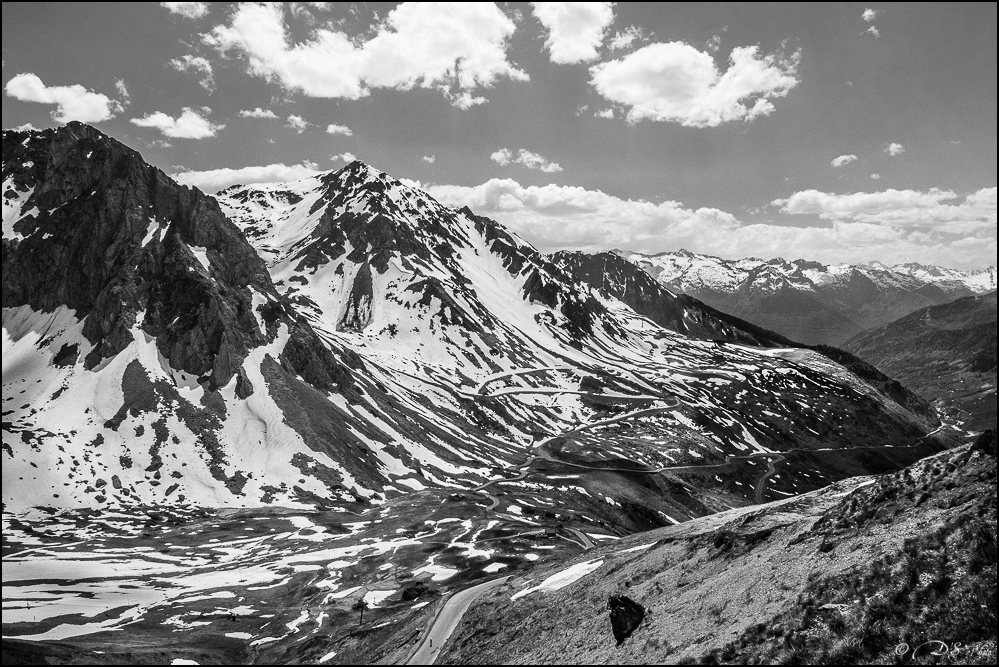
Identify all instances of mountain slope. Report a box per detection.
[1,124,517,510]
[437,436,997,665]
[550,250,795,347]
[618,249,996,346]
[845,291,997,431]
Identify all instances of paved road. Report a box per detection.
[753,455,784,503]
[407,576,510,665]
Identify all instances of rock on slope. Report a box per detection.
[846,291,997,431]
[617,248,996,346]
[438,433,997,665]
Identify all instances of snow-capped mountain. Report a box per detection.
[3,124,941,517]
[616,249,996,345]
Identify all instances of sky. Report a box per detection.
[2,2,996,270]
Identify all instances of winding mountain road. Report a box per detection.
[407,576,510,665]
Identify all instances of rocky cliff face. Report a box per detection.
[3,123,356,396]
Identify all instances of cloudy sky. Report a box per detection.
[3,2,996,269]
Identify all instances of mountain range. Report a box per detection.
[616,248,996,346]
[1,123,973,662]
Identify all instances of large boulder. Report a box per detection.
[608,594,645,645]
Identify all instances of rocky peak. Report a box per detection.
[3,122,358,395]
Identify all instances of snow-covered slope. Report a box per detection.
[616,249,996,345]
[3,124,941,515]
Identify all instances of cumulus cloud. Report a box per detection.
[594,108,615,119]
[866,26,880,38]
[425,178,737,251]
[590,42,800,127]
[490,148,563,173]
[285,114,311,133]
[870,173,881,180]
[831,154,858,167]
[5,73,123,123]
[172,161,322,192]
[608,26,643,51]
[12,122,39,132]
[773,186,997,233]
[531,2,615,64]
[886,142,905,156]
[161,2,208,19]
[169,54,214,91]
[204,3,526,106]
[420,178,996,269]
[422,155,436,163]
[331,152,358,163]
[238,107,278,118]
[115,79,130,103]
[445,91,488,110]
[130,107,223,139]
[326,123,353,136]
[862,8,878,22]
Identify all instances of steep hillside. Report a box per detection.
[438,435,997,665]
[618,249,995,346]
[846,291,997,431]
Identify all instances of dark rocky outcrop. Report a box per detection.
[608,594,645,645]
[2,123,357,396]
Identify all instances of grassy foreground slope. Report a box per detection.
[439,433,997,665]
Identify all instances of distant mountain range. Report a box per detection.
[615,248,996,346]
[845,290,997,431]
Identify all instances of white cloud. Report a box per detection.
[285,114,311,133]
[12,122,38,132]
[204,2,526,106]
[172,161,322,192]
[831,154,858,167]
[331,152,358,163]
[773,187,997,232]
[490,148,513,166]
[886,142,905,156]
[161,2,208,19]
[594,108,614,119]
[422,155,436,163]
[326,123,353,136]
[444,91,488,110]
[130,107,223,139]
[608,26,643,51]
[490,148,563,173]
[870,173,881,180]
[866,26,880,38]
[238,107,278,118]
[115,79,130,103]
[531,2,615,64]
[590,43,800,127]
[862,8,878,22]
[422,178,997,269]
[5,73,123,123]
[169,54,215,91]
